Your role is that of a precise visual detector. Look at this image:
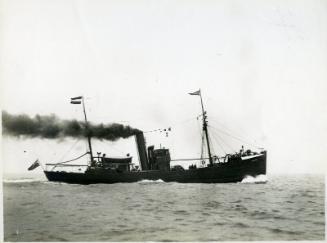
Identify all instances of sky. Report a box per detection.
[1,0,327,175]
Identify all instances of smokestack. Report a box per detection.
[135,132,149,170]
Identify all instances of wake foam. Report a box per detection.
[3,178,45,184]
[241,175,268,184]
[137,179,165,184]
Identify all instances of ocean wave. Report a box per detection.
[3,178,45,184]
[3,174,324,241]
[241,174,268,184]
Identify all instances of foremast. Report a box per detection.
[71,96,94,166]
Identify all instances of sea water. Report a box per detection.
[2,174,325,241]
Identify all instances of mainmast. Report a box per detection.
[189,90,213,166]
[71,96,94,166]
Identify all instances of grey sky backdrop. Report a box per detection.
[1,0,327,174]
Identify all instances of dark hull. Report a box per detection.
[44,152,266,184]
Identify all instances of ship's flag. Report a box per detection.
[28,159,40,171]
[70,96,82,104]
[189,90,201,96]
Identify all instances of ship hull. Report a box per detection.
[44,152,266,184]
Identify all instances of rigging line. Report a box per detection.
[208,125,261,149]
[105,142,126,155]
[209,118,259,146]
[210,128,234,153]
[82,139,90,164]
[35,138,60,162]
[209,118,255,143]
[50,152,89,171]
[171,158,210,161]
[57,138,81,163]
[200,131,205,160]
[52,152,89,166]
[196,116,204,160]
[209,129,227,155]
[172,116,199,127]
[196,117,206,164]
[209,133,223,159]
[209,124,249,147]
[206,132,216,157]
[212,129,237,155]
[144,116,198,133]
[144,128,161,133]
[209,128,237,153]
[210,122,259,147]
[91,140,105,156]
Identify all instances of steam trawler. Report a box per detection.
[30,91,267,184]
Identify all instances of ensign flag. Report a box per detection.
[70,96,82,104]
[27,159,40,171]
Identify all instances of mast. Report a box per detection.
[71,96,94,166]
[189,89,213,166]
[199,91,213,166]
[82,97,94,165]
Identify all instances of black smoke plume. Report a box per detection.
[2,111,141,141]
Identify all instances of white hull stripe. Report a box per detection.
[241,154,263,160]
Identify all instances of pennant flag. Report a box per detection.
[189,90,201,96]
[71,96,83,100]
[70,96,82,104]
[28,159,40,171]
